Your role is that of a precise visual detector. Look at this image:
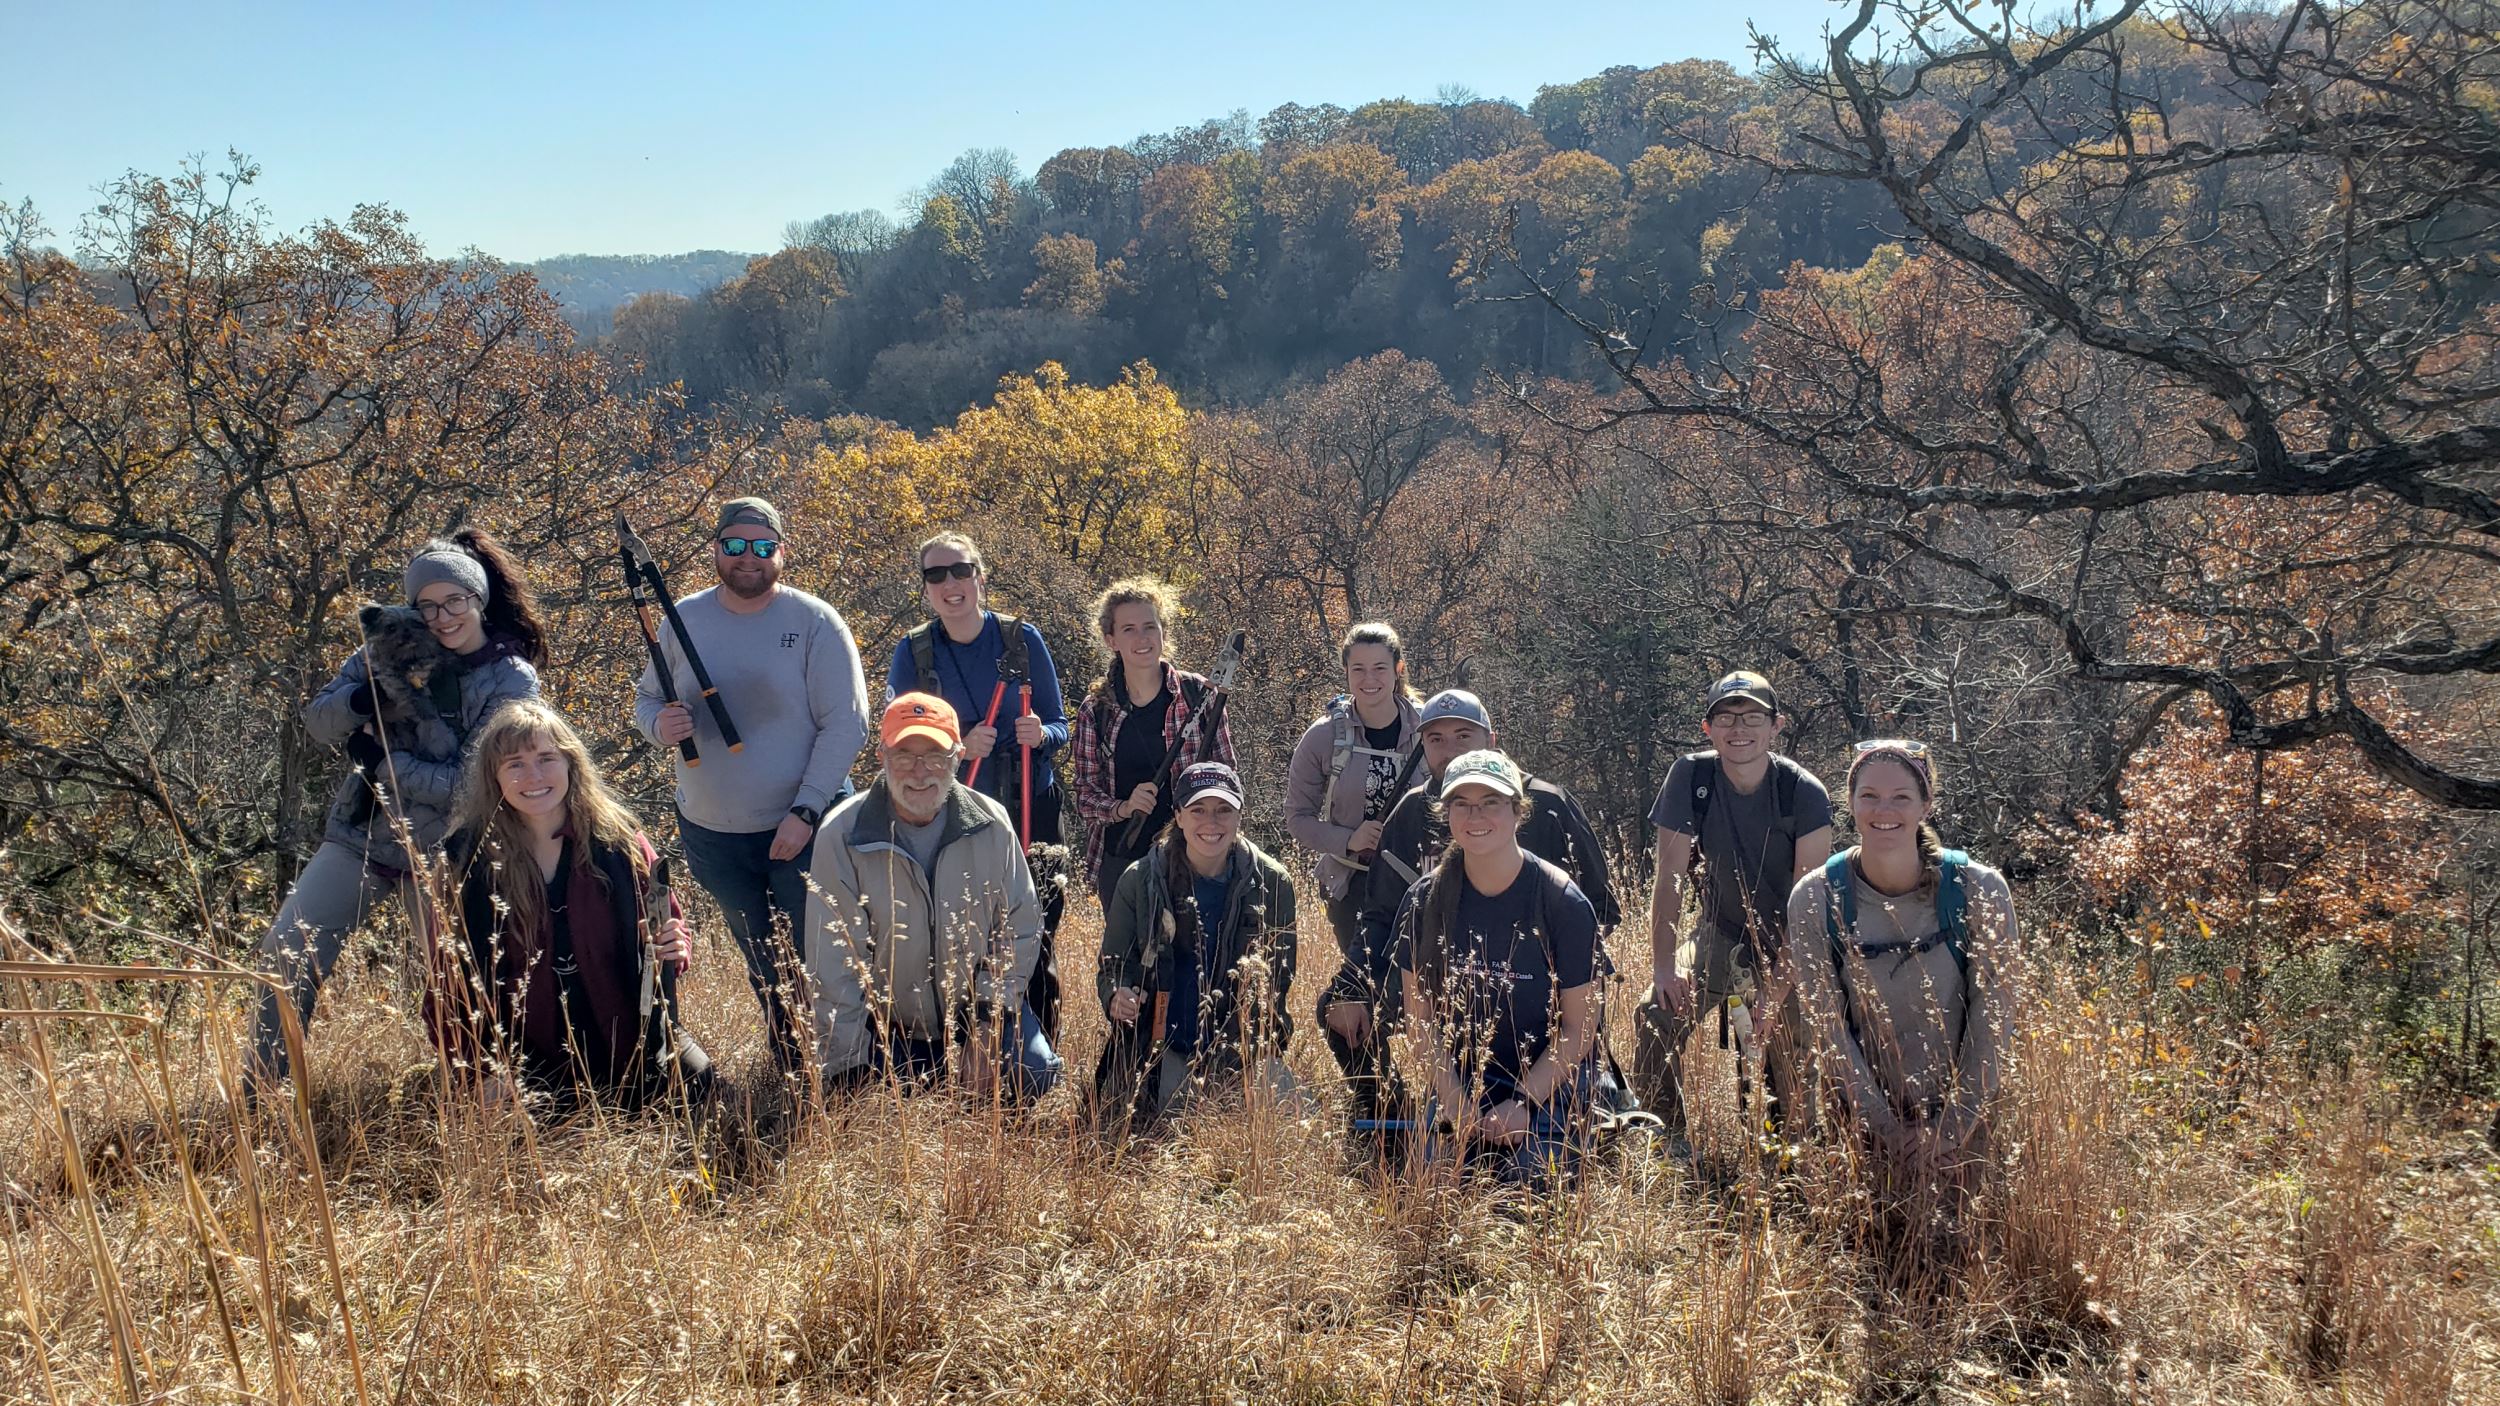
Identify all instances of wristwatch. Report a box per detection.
[789,804,823,827]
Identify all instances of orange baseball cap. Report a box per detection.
[880,692,961,749]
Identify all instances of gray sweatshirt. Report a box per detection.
[633,585,870,834]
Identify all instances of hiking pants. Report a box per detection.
[1631,986,1803,1137]
[872,1002,1063,1103]
[677,809,815,1075]
[1318,955,1404,1125]
[249,840,421,1084]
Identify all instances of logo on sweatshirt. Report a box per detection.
[780,632,800,649]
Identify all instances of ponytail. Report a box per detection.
[1915,822,1946,901]
[452,527,549,668]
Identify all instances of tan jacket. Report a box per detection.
[1784,855,2017,1150]
[806,780,1042,1077]
[1284,696,1421,901]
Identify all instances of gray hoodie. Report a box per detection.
[307,645,539,871]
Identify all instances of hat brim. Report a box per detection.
[1179,787,1244,812]
[1707,690,1777,716]
[1440,774,1523,800]
[884,724,959,751]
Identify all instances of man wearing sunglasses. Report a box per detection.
[1633,670,1834,1148]
[633,496,870,1076]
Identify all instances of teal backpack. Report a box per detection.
[1822,847,1973,982]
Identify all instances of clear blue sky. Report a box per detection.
[3,1,1851,259]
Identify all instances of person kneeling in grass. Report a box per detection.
[807,693,1062,1102]
[1397,750,1602,1190]
[428,698,711,1116]
[1095,761,1299,1128]
[1785,739,2017,1212]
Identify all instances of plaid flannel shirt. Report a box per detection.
[1072,660,1237,884]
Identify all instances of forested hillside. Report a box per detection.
[523,250,756,334]
[604,61,1897,422]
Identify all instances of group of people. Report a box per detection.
[248,497,2018,1194]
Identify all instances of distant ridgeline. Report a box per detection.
[522,250,758,334]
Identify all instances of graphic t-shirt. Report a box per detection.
[1393,862,1598,1094]
[1357,720,1404,821]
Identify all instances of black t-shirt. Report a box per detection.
[1109,682,1174,863]
[1393,860,1598,1095]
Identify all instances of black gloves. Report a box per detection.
[346,684,377,717]
[345,729,386,771]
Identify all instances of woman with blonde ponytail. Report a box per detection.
[428,699,711,1114]
[1784,739,2018,1201]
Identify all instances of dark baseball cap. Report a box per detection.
[1174,760,1245,811]
[1704,670,1778,717]
[714,497,785,537]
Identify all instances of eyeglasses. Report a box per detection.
[920,561,978,584]
[718,536,780,559]
[1445,796,1518,820]
[1709,710,1776,731]
[885,749,959,773]
[413,592,479,622]
[1854,739,1931,757]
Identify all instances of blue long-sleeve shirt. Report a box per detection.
[885,613,1067,803]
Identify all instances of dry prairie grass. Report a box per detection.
[3,899,2494,1406]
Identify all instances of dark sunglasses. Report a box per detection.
[920,561,979,584]
[718,536,780,559]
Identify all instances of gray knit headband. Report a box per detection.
[403,541,490,605]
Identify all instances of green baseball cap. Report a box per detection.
[1438,748,1526,800]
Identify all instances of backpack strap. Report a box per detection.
[995,613,1030,680]
[1823,849,1856,968]
[1935,849,1972,982]
[907,621,941,693]
[1322,695,1357,794]
[1687,752,1720,836]
[1773,756,1800,829]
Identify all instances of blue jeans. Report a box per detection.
[873,1003,1063,1103]
[677,808,815,1073]
[1428,1063,1597,1190]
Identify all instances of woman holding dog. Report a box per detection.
[248,531,545,1090]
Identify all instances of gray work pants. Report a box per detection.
[248,840,421,1083]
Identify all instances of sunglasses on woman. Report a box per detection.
[718,536,779,559]
[920,561,978,584]
[1853,738,1931,757]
